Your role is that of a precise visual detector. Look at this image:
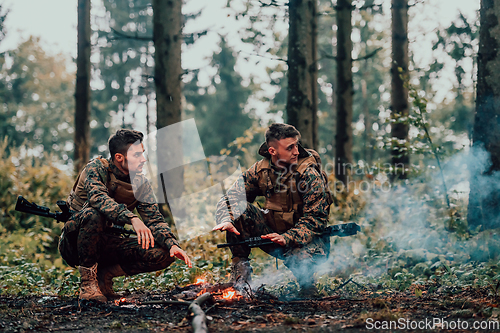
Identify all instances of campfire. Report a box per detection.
[114,297,128,306]
[192,276,243,302]
[112,276,273,308]
[110,277,280,333]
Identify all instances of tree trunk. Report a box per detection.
[362,75,372,165]
[153,0,184,227]
[468,0,500,230]
[390,0,409,178]
[335,0,353,185]
[286,0,318,150]
[74,0,91,173]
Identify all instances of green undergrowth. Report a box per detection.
[2,253,500,298]
[1,142,500,298]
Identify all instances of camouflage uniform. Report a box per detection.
[215,143,331,285]
[59,157,179,276]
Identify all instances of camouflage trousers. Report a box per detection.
[226,203,329,286]
[58,207,174,276]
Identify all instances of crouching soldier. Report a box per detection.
[213,123,332,297]
[59,129,192,302]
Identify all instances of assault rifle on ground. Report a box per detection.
[15,195,135,236]
[216,222,361,248]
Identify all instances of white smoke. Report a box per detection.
[250,145,500,289]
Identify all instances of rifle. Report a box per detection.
[15,195,136,236]
[216,222,361,248]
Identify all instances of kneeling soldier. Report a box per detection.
[213,123,332,297]
[59,129,192,302]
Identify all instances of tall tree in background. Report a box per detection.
[468,0,500,231]
[390,0,409,178]
[0,5,12,145]
[153,0,184,200]
[74,0,91,172]
[0,38,74,159]
[93,0,154,156]
[286,0,318,150]
[352,2,387,165]
[335,0,353,184]
[154,0,182,131]
[184,37,254,157]
[427,13,478,145]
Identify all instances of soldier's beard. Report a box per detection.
[121,157,144,175]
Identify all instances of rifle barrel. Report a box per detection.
[15,195,136,236]
[15,196,59,219]
[216,239,274,248]
[216,222,361,249]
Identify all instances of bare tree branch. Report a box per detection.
[238,50,288,63]
[353,47,383,61]
[320,1,384,15]
[319,50,336,61]
[189,292,212,333]
[319,47,383,62]
[408,0,425,7]
[108,27,208,45]
[257,0,287,7]
[109,27,152,41]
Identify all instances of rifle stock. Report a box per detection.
[15,195,135,236]
[216,222,361,248]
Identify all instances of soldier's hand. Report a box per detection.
[212,221,240,235]
[170,245,192,268]
[131,217,154,250]
[261,233,286,246]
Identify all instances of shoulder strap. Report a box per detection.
[67,157,109,211]
[255,158,271,172]
[96,157,110,184]
[255,159,273,198]
[296,149,334,206]
[295,155,317,175]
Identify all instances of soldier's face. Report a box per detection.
[122,143,147,174]
[269,136,300,167]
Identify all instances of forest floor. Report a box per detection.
[1,283,499,332]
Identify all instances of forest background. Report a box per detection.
[1,0,500,303]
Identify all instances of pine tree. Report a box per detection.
[75,0,91,172]
[184,37,254,157]
[468,0,500,230]
[286,0,318,150]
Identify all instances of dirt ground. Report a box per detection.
[1,284,499,332]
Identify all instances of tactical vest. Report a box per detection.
[255,149,333,234]
[67,157,139,212]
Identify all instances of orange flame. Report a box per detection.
[114,297,127,306]
[195,277,206,284]
[222,288,236,300]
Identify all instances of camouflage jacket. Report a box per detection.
[215,145,330,247]
[66,157,179,251]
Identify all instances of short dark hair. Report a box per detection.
[265,123,300,144]
[108,129,144,160]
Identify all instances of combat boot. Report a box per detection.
[287,262,321,299]
[298,284,320,299]
[97,264,127,300]
[79,263,107,302]
[230,257,252,292]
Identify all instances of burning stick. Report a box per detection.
[189,292,212,333]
